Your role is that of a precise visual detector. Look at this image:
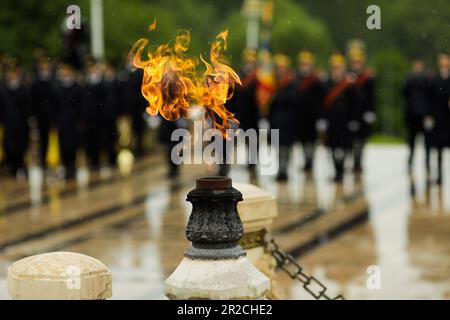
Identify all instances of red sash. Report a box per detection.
[323,78,353,110]
[241,71,256,88]
[298,73,318,92]
[277,72,295,91]
[354,69,373,88]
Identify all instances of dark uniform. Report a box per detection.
[294,72,324,171]
[60,22,88,70]
[0,77,30,176]
[229,70,260,132]
[322,76,361,182]
[126,69,147,156]
[82,74,105,169]
[402,71,433,176]
[430,72,450,184]
[30,71,55,167]
[352,69,376,172]
[102,73,121,166]
[269,70,296,181]
[54,78,83,178]
[221,69,260,176]
[0,72,3,168]
[158,118,182,178]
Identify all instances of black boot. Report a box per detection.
[218,164,230,177]
[276,171,288,182]
[278,145,290,181]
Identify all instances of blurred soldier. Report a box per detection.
[30,57,55,168]
[0,53,4,81]
[321,53,360,182]
[294,50,324,172]
[54,63,83,179]
[60,19,88,70]
[126,67,147,157]
[222,49,259,176]
[231,49,259,130]
[0,54,4,167]
[115,67,135,177]
[269,54,296,181]
[430,53,450,185]
[256,49,276,120]
[101,62,121,167]
[158,118,183,178]
[83,62,105,170]
[349,48,376,173]
[0,63,30,177]
[402,59,433,180]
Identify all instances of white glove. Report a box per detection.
[316,119,328,132]
[176,118,190,129]
[423,116,435,131]
[147,115,161,129]
[347,121,360,132]
[258,118,270,130]
[363,111,376,124]
[228,120,240,130]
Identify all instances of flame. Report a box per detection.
[199,30,241,134]
[129,23,240,137]
[148,18,157,31]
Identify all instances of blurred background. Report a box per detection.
[0,0,449,300]
[2,0,450,138]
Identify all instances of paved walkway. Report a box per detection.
[0,144,448,299]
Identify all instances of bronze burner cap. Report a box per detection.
[196,176,232,190]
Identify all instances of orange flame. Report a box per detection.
[199,30,241,134]
[129,22,240,137]
[148,18,157,31]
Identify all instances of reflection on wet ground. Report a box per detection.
[0,144,449,299]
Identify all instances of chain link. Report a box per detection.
[264,237,345,300]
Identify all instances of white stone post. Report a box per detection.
[7,251,112,300]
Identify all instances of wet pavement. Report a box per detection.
[0,144,449,299]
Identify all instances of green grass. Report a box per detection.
[368,134,405,144]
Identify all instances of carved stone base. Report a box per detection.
[164,256,270,300]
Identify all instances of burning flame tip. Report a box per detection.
[129,25,241,137]
[148,19,157,31]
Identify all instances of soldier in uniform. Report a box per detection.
[430,53,450,185]
[82,61,105,170]
[30,57,55,168]
[0,54,4,168]
[402,59,433,181]
[125,67,147,157]
[0,63,30,177]
[349,48,376,173]
[294,50,324,173]
[321,53,361,182]
[158,118,184,179]
[221,49,259,176]
[101,62,121,168]
[54,63,83,179]
[268,54,296,181]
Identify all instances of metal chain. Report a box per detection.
[264,237,345,300]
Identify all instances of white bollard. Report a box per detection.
[7,251,112,300]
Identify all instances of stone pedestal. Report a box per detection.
[7,251,112,300]
[165,257,268,300]
[164,177,270,300]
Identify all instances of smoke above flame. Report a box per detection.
[129,21,241,137]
